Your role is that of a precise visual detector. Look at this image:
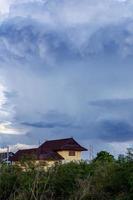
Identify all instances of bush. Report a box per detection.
[0,155,132,200]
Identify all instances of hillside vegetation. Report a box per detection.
[0,151,133,200]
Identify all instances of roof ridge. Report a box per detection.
[16,148,37,152]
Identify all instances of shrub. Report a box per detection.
[0,156,132,200]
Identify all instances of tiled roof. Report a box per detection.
[39,137,87,152]
[10,138,87,162]
[11,148,64,161]
[39,151,64,161]
[10,148,37,161]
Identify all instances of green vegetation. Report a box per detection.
[0,151,133,200]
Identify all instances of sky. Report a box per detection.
[0,0,133,157]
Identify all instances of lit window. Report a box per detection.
[69,151,75,156]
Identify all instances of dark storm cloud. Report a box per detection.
[21,111,76,129]
[1,16,133,66]
[89,98,133,113]
[96,119,133,142]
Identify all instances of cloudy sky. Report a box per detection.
[0,0,133,156]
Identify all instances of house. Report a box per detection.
[10,138,87,166]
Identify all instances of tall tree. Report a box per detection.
[94,151,115,162]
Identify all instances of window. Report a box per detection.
[69,151,75,156]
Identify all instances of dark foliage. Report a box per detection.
[0,151,132,200]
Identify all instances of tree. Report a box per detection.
[94,151,115,162]
[126,148,133,161]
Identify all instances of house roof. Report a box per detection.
[10,138,87,162]
[39,137,87,152]
[10,147,64,161]
[10,148,37,161]
[39,151,64,161]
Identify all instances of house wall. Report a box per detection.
[57,151,81,161]
[12,151,82,169]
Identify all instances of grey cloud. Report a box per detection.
[1,0,133,68]
[22,122,65,128]
[21,111,78,129]
[97,119,133,142]
[0,0,133,155]
[89,98,133,111]
[1,17,133,65]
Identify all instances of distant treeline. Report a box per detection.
[0,150,133,200]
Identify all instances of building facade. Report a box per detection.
[10,138,87,165]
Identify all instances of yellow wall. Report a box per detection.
[12,151,82,169]
[57,151,81,161]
